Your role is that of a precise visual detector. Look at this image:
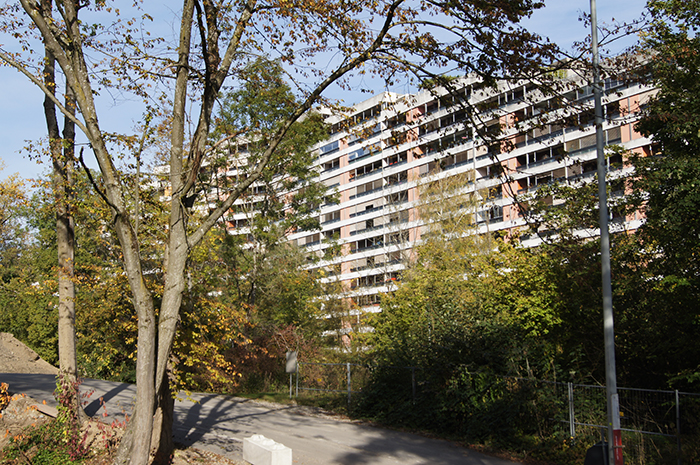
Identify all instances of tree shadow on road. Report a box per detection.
[83,380,133,420]
[171,392,518,465]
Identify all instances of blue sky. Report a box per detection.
[0,0,648,182]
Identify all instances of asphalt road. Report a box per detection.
[0,373,520,465]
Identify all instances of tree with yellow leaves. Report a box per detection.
[0,161,28,280]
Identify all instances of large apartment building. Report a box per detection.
[222,70,654,326]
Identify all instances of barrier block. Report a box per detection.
[243,434,292,465]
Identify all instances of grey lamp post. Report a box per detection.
[590,1,623,464]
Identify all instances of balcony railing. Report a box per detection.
[349,186,383,200]
[349,205,385,218]
[353,168,383,181]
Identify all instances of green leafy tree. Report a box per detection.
[360,171,569,443]
[0,170,60,364]
[0,171,125,370]
[208,56,330,310]
[634,0,700,278]
[517,148,700,390]
[625,0,700,388]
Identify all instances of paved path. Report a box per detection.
[0,373,520,465]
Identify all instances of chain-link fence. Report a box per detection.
[514,379,700,465]
[294,362,372,404]
[290,362,700,464]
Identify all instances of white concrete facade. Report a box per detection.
[281,72,653,325]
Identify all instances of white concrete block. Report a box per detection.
[243,434,292,465]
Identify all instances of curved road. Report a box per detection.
[1,373,520,465]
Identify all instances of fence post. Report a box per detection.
[347,362,352,407]
[411,367,416,403]
[568,382,576,439]
[676,390,681,465]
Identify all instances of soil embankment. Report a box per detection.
[0,332,58,375]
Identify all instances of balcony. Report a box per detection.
[349,220,402,236]
[350,186,384,200]
[354,168,383,181]
[349,205,385,218]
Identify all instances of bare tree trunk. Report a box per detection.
[55,86,85,420]
[151,368,175,465]
[41,0,83,421]
[146,2,197,458]
[33,3,159,462]
[112,294,156,465]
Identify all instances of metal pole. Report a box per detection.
[568,382,576,439]
[347,362,352,407]
[296,370,299,398]
[676,390,681,465]
[289,373,293,399]
[412,367,416,403]
[590,2,622,464]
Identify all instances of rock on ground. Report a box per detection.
[0,393,52,451]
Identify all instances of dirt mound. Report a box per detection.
[0,333,58,375]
